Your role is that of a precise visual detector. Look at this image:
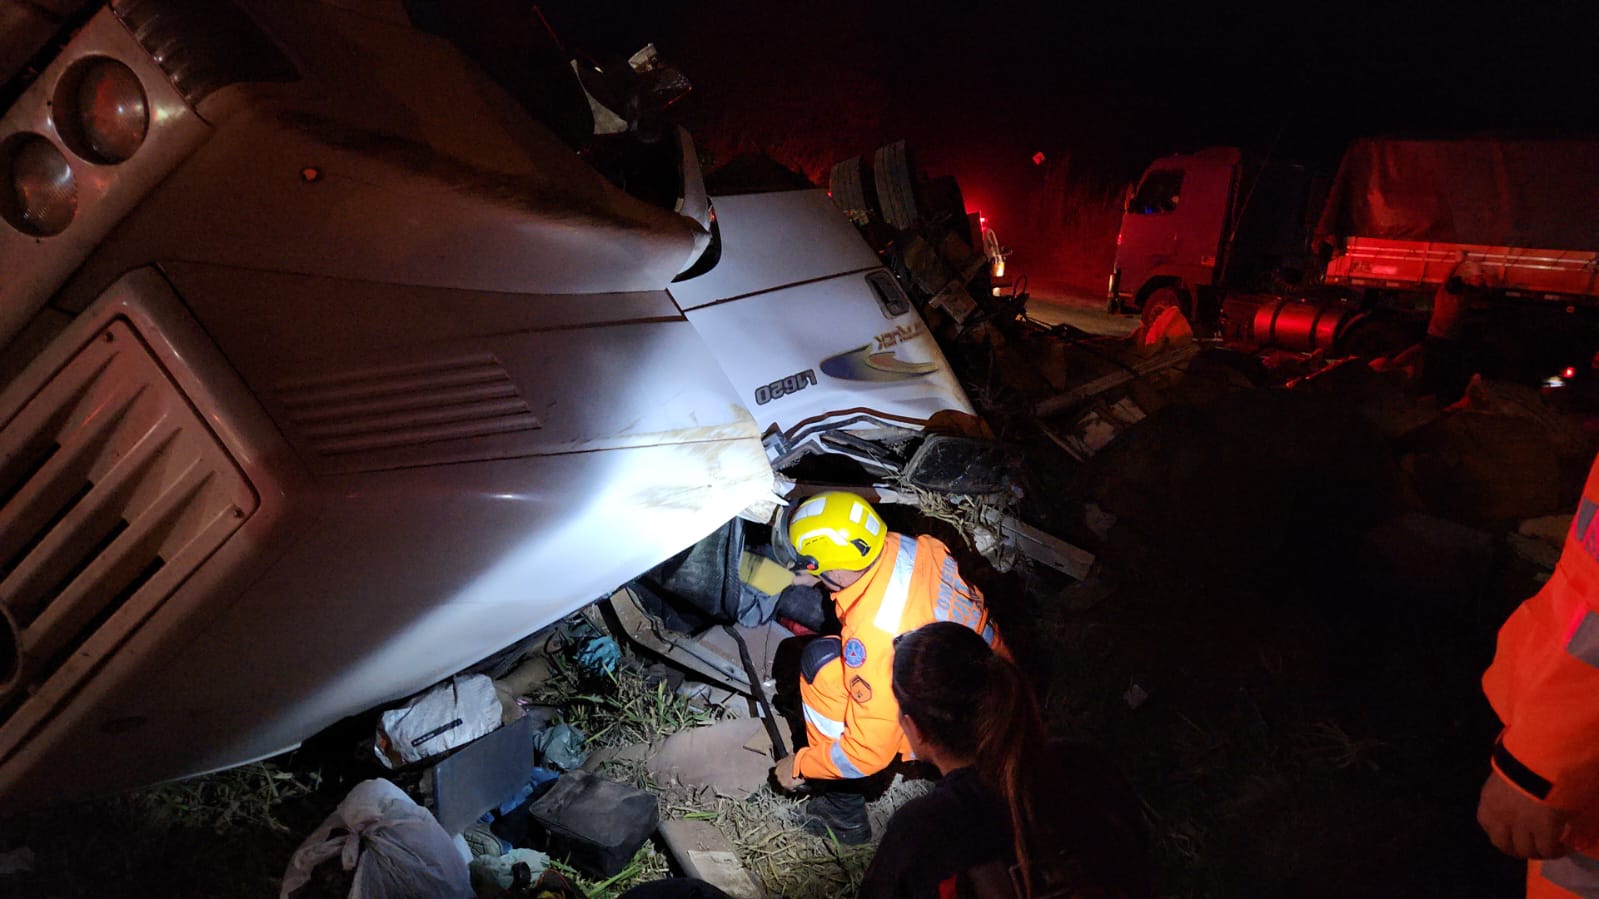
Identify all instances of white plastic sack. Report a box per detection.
[280,778,471,899]
[375,674,501,768]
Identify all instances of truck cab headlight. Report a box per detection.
[55,57,148,165]
[1,134,77,236]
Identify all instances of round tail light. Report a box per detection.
[55,57,148,165]
[1,134,77,236]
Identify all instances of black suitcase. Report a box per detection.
[526,770,660,878]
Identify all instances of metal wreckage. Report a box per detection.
[0,0,1098,810]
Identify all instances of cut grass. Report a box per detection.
[132,761,324,835]
[528,646,721,751]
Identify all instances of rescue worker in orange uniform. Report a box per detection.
[1481,451,1599,897]
[767,491,1003,844]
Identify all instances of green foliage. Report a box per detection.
[530,650,719,751]
[132,761,323,835]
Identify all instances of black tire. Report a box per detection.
[873,140,920,229]
[1139,285,1191,328]
[828,156,870,224]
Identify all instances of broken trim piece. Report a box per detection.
[605,587,749,692]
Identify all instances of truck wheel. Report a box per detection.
[873,141,920,230]
[1140,285,1191,328]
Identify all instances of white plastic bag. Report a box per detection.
[280,778,471,899]
[375,674,501,768]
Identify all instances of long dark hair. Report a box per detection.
[892,623,1150,899]
[893,622,1049,895]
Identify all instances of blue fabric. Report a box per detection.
[533,724,589,771]
[576,634,621,677]
[490,767,561,817]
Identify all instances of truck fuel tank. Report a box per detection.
[1224,295,1367,354]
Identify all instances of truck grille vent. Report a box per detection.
[276,354,541,456]
[0,321,256,750]
[112,0,297,106]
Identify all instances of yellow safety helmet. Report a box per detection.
[777,491,887,573]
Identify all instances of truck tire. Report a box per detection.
[1140,285,1191,328]
[873,140,920,230]
[829,157,871,225]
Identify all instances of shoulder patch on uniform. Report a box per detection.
[848,675,874,703]
[843,637,867,668]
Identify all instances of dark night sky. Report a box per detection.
[548,0,1599,160]
[541,0,1599,281]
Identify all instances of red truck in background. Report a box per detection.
[1109,139,1599,373]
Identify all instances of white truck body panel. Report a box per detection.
[0,269,773,807]
[674,191,974,446]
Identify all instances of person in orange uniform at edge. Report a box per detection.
[1481,451,1599,897]
[766,490,1004,844]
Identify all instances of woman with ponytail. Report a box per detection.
[858,622,1150,899]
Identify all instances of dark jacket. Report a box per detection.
[858,742,1150,899]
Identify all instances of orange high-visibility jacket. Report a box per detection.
[1484,454,1599,836]
[794,532,1001,780]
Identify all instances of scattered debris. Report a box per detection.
[281,779,471,899]
[470,848,553,894]
[658,819,766,899]
[526,770,660,879]
[426,714,541,836]
[533,724,590,772]
[1035,341,1200,418]
[375,675,502,769]
[494,654,556,724]
[576,633,624,679]
[985,512,1096,580]
[609,588,755,692]
[648,719,777,800]
[1053,395,1149,461]
[898,434,1018,496]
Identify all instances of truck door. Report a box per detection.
[1114,153,1236,302]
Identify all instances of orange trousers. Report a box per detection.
[799,653,846,746]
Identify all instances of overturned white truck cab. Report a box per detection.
[0,0,969,806]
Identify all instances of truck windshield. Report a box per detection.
[1129,170,1184,215]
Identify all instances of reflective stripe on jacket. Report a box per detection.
[1484,453,1599,827]
[794,532,1001,780]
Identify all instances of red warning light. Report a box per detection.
[1564,366,1578,379]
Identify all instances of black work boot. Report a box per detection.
[802,790,871,845]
